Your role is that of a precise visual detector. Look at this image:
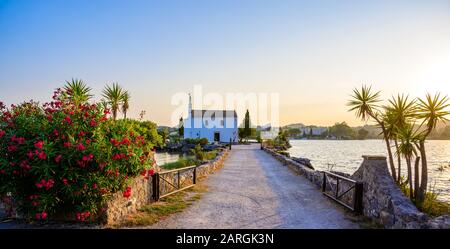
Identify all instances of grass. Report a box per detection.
[114,183,208,228]
[399,180,450,217]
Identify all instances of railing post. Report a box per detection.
[354,182,364,214]
[152,173,160,201]
[193,167,197,184]
[229,138,232,150]
[322,172,326,192]
[177,171,180,189]
[335,178,339,198]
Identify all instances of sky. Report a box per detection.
[1,0,450,127]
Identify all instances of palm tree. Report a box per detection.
[63,79,92,106]
[396,122,420,200]
[102,83,124,120]
[384,95,417,182]
[415,93,450,203]
[121,91,130,119]
[348,85,397,180]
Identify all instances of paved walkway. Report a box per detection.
[147,144,360,229]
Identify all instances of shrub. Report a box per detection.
[0,89,157,222]
[190,144,205,161]
[160,157,198,170]
[185,138,208,146]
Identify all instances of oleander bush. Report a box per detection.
[0,88,158,222]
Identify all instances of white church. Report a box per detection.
[184,94,238,143]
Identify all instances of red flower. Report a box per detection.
[90,119,97,127]
[0,130,5,138]
[110,138,120,147]
[62,178,69,186]
[32,201,39,207]
[63,141,71,148]
[121,137,131,146]
[123,187,132,198]
[52,129,59,137]
[64,116,72,124]
[85,139,91,145]
[34,141,44,149]
[148,169,155,176]
[54,155,62,163]
[78,131,85,137]
[76,143,86,151]
[41,212,48,220]
[35,213,41,220]
[104,109,110,115]
[92,183,97,189]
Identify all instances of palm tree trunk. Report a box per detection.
[394,139,401,182]
[406,157,413,199]
[380,124,397,180]
[417,140,427,204]
[112,108,117,120]
[124,111,127,119]
[414,156,421,202]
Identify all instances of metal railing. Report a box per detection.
[152,165,197,201]
[321,171,363,214]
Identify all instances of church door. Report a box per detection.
[214,132,220,142]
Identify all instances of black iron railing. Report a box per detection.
[321,171,363,214]
[152,165,197,201]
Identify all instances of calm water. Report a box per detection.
[288,140,450,202]
[154,152,181,166]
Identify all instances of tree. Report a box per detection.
[102,83,124,120]
[179,117,184,137]
[415,93,450,203]
[63,79,92,106]
[328,122,355,139]
[121,91,130,119]
[244,109,251,139]
[348,85,397,180]
[357,128,369,140]
[384,95,416,182]
[396,123,421,199]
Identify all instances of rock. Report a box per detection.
[291,157,314,170]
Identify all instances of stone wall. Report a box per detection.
[103,148,229,225]
[263,147,450,229]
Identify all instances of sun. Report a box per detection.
[416,57,450,96]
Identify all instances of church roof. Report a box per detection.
[191,110,237,119]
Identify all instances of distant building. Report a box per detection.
[301,126,328,136]
[183,94,238,143]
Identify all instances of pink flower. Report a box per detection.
[7,144,17,152]
[40,212,47,220]
[76,143,86,151]
[54,155,62,163]
[34,141,44,149]
[37,151,47,160]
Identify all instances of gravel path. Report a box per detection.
[147,144,360,229]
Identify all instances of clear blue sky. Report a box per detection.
[1,0,450,126]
